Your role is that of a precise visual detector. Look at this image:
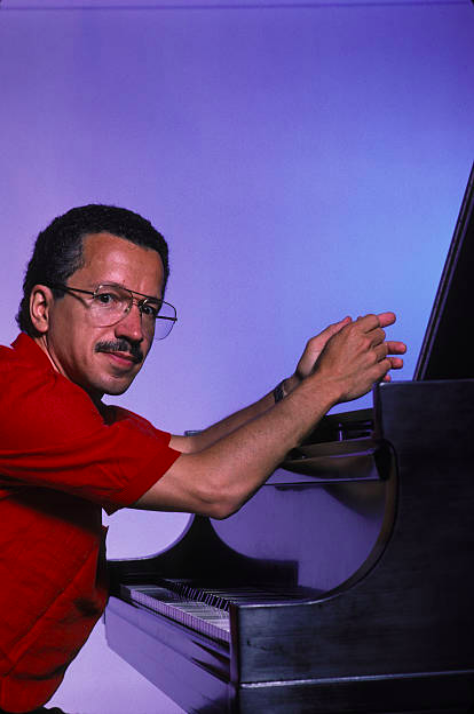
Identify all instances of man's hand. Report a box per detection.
[312,312,406,403]
[285,312,405,401]
[292,316,353,385]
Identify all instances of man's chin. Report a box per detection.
[82,374,138,402]
[103,375,137,396]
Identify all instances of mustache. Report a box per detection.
[95,339,144,364]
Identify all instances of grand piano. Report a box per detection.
[105,163,474,714]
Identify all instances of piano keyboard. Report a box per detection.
[122,583,231,642]
[122,580,315,644]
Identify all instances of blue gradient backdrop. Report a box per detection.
[1,1,473,712]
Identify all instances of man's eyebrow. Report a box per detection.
[98,282,162,302]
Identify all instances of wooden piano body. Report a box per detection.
[105,379,474,713]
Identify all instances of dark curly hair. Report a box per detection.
[17,204,170,336]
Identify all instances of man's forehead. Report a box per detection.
[80,231,163,264]
[81,231,151,253]
[76,232,165,296]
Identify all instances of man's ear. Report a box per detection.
[30,285,55,335]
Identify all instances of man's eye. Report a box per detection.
[95,292,119,306]
[141,302,159,318]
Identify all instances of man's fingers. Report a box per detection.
[388,356,404,369]
[377,357,404,386]
[308,317,353,354]
[309,316,352,349]
[355,312,395,333]
[377,311,396,328]
[371,328,386,346]
[354,317,405,357]
[374,342,405,368]
[374,342,389,361]
[386,340,407,355]
[324,316,352,338]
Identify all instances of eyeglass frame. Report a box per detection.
[48,282,178,339]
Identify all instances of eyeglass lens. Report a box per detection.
[90,285,176,339]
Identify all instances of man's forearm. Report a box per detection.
[135,370,339,518]
[173,375,300,453]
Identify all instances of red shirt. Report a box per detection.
[0,334,181,712]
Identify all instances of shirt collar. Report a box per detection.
[11,332,58,372]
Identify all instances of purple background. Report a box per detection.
[1,1,473,711]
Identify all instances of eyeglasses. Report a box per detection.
[50,283,177,340]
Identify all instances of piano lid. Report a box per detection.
[414,162,474,381]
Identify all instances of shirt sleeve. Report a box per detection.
[0,356,181,514]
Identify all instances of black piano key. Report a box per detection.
[158,579,315,610]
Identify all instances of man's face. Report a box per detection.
[36,232,165,401]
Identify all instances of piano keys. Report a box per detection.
[120,580,318,643]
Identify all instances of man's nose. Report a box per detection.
[114,303,144,342]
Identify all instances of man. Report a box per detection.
[0,204,405,713]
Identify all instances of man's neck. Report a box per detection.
[33,334,105,410]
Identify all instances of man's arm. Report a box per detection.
[169,316,356,453]
[133,312,406,519]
